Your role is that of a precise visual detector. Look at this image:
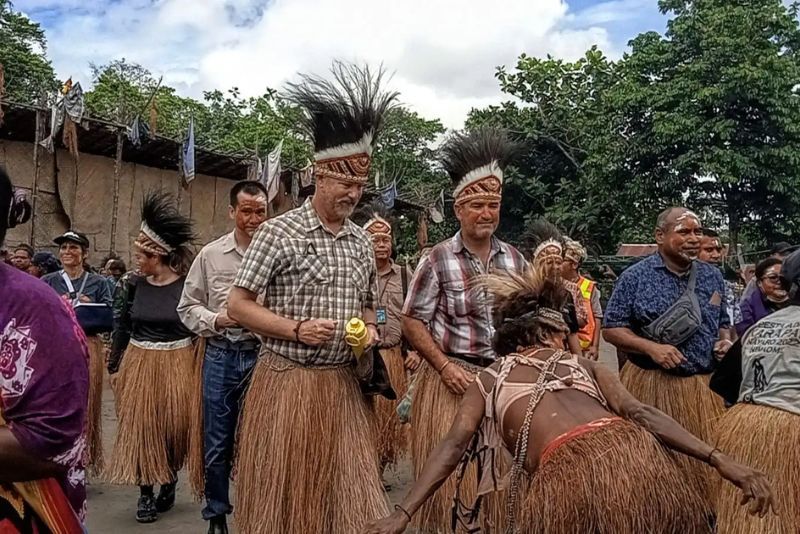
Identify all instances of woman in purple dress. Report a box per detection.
[0,166,89,532]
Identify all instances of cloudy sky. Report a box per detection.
[17,0,665,128]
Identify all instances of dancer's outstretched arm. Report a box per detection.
[363,381,486,534]
[589,360,775,518]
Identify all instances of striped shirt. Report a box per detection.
[402,232,527,363]
[234,199,377,366]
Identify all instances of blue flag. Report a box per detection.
[181,117,195,183]
[379,179,397,209]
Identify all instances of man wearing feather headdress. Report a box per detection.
[401,126,527,532]
[227,62,396,534]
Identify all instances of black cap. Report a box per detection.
[781,248,800,286]
[770,242,795,256]
[53,230,90,248]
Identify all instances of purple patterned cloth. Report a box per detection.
[0,263,89,523]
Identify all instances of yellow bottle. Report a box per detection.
[345,318,368,359]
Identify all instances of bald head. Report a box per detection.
[656,207,700,232]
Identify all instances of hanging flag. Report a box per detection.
[429,189,445,223]
[374,170,381,189]
[128,116,150,148]
[417,211,429,250]
[181,117,196,184]
[291,172,300,206]
[63,82,84,123]
[261,139,283,202]
[379,179,397,209]
[299,162,314,188]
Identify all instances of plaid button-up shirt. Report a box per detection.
[234,199,377,366]
[402,232,527,363]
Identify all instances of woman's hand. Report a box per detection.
[362,510,409,534]
[711,451,776,517]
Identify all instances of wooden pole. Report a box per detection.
[29,106,43,246]
[110,127,124,254]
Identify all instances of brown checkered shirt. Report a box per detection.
[402,232,527,363]
[234,199,377,366]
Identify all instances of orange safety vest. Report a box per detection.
[576,276,596,350]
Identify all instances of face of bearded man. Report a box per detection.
[455,199,500,242]
[317,176,364,222]
[656,209,703,266]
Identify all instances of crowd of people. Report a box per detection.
[0,62,797,534]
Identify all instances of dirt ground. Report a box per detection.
[86,343,619,533]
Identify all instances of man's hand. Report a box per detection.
[646,343,687,369]
[365,324,380,350]
[214,311,239,331]
[584,346,599,361]
[404,351,422,371]
[440,363,473,395]
[297,319,336,346]
[714,339,733,360]
[361,509,409,534]
[711,452,776,518]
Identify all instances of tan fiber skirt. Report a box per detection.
[105,340,196,486]
[372,346,409,469]
[519,418,713,533]
[85,335,106,474]
[620,363,723,512]
[410,360,505,533]
[234,354,388,534]
[714,403,800,534]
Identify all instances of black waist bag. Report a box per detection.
[642,262,702,346]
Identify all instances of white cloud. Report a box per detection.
[19,0,616,128]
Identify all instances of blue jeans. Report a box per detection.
[201,340,258,520]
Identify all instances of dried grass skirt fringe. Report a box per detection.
[713,403,800,534]
[620,364,723,512]
[105,342,196,486]
[186,338,206,499]
[519,418,713,533]
[410,360,504,533]
[86,336,105,474]
[372,346,409,469]
[234,355,388,534]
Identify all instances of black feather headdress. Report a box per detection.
[439,125,517,205]
[136,191,195,256]
[285,62,399,184]
[521,218,563,262]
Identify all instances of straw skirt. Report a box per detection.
[105,339,196,486]
[517,418,713,533]
[85,335,106,474]
[372,346,409,469]
[714,403,800,534]
[234,355,388,534]
[620,364,723,511]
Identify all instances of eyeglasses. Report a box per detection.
[761,274,782,283]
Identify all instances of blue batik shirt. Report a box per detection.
[604,253,730,375]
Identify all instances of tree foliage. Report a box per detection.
[0,0,58,102]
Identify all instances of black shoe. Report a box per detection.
[136,495,158,523]
[155,482,176,513]
[207,515,228,534]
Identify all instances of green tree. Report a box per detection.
[615,0,800,252]
[0,0,58,102]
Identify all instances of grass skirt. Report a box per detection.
[410,360,503,533]
[620,364,723,511]
[714,403,800,534]
[519,418,712,533]
[186,338,206,499]
[105,341,196,486]
[85,336,105,474]
[234,354,388,534]
[372,346,408,469]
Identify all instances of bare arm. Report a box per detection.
[363,383,486,533]
[0,428,65,482]
[567,333,583,356]
[402,315,448,371]
[589,361,775,517]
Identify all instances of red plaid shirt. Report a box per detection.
[402,232,527,363]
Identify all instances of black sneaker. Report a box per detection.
[135,495,158,523]
[207,515,228,534]
[155,482,176,513]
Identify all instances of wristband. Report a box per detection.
[438,360,452,374]
[365,321,377,328]
[707,447,720,464]
[394,504,412,522]
[294,320,307,344]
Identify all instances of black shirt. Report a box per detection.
[129,277,193,343]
